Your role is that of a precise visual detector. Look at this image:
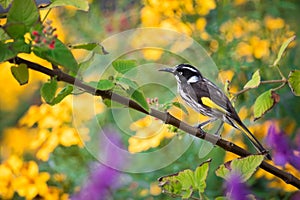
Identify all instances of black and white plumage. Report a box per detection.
[160,63,271,159]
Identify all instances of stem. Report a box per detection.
[9,57,300,189]
[260,79,286,84]
[272,82,287,92]
[41,8,52,23]
[276,65,286,80]
[234,79,287,97]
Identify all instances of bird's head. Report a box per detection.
[159,64,203,84]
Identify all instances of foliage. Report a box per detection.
[1,0,300,199]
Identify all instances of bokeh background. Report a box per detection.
[1,0,300,199]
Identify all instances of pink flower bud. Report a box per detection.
[32,30,39,36]
[49,43,55,49]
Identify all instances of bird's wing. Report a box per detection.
[188,79,235,116]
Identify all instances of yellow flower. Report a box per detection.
[139,0,217,60]
[0,156,23,199]
[35,131,59,161]
[0,164,14,199]
[1,127,35,158]
[160,19,192,36]
[128,116,175,153]
[218,70,235,84]
[196,17,207,32]
[209,39,219,52]
[57,126,85,147]
[195,0,216,15]
[150,182,162,196]
[142,49,164,61]
[236,42,253,61]
[200,31,211,41]
[13,161,50,199]
[141,6,161,27]
[17,95,95,161]
[264,16,285,30]
[42,187,69,200]
[232,21,244,39]
[0,156,68,199]
[6,155,23,174]
[249,36,270,59]
[184,0,196,14]
[139,189,149,197]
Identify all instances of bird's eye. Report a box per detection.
[178,72,183,75]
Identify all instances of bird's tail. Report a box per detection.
[234,120,272,160]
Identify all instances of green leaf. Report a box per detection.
[215,164,230,180]
[97,80,114,90]
[33,38,78,72]
[70,43,107,54]
[0,40,31,62]
[0,27,11,41]
[40,78,58,104]
[7,0,39,32]
[231,155,264,181]
[273,35,296,66]
[159,175,182,195]
[288,70,300,96]
[51,85,73,105]
[78,53,95,72]
[88,80,114,90]
[10,63,29,85]
[177,169,195,191]
[194,159,210,193]
[116,77,139,90]
[0,42,16,62]
[11,39,31,53]
[48,0,89,11]
[253,89,279,121]
[216,155,264,182]
[3,23,26,39]
[158,159,211,198]
[0,0,13,9]
[103,99,112,107]
[243,70,260,89]
[131,89,149,112]
[112,59,137,74]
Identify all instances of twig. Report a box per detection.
[234,79,287,97]
[8,56,300,189]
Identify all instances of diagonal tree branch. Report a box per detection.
[9,56,300,189]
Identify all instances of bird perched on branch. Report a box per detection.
[160,63,271,160]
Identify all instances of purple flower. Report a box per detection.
[291,191,300,200]
[225,172,250,200]
[72,128,123,200]
[266,122,300,170]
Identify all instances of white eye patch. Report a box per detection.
[181,66,198,73]
[187,75,200,83]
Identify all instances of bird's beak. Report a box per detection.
[159,67,175,74]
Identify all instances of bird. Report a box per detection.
[159,63,271,160]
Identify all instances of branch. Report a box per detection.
[234,79,287,97]
[9,57,300,189]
